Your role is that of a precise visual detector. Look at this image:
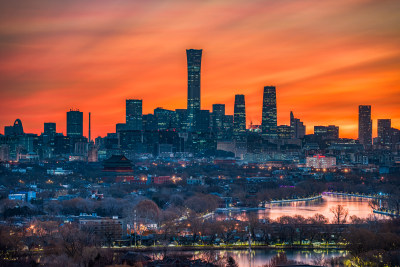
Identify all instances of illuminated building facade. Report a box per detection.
[186,49,202,131]
[262,86,277,139]
[377,119,391,146]
[314,125,339,139]
[277,125,292,139]
[290,111,306,139]
[358,105,372,146]
[212,104,225,139]
[233,94,246,141]
[67,109,83,137]
[306,155,336,169]
[126,99,143,131]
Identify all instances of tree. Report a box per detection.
[57,223,98,261]
[135,199,160,222]
[349,215,365,224]
[330,204,348,224]
[309,213,329,225]
[226,256,238,267]
[184,193,220,214]
[305,213,328,244]
[0,225,24,259]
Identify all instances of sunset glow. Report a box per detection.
[0,0,399,138]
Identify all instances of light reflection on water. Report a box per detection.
[214,249,348,267]
[148,249,348,267]
[216,195,383,222]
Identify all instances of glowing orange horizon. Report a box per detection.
[0,0,399,139]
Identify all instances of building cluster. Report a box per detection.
[1,49,400,171]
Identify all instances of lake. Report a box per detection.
[146,248,348,267]
[215,194,383,222]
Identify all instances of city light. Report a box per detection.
[0,1,399,266]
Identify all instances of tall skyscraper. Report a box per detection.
[233,94,246,140]
[126,99,143,131]
[67,109,83,137]
[88,112,92,142]
[212,104,225,139]
[358,105,372,146]
[290,111,306,139]
[223,115,234,140]
[377,119,391,146]
[43,122,56,147]
[186,49,202,131]
[261,86,277,139]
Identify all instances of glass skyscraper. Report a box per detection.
[212,104,225,139]
[358,105,372,146]
[186,49,202,131]
[126,99,143,131]
[377,119,391,146]
[44,122,56,138]
[261,86,277,139]
[67,109,83,137]
[290,111,306,139]
[233,94,246,140]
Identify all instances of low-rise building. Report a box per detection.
[306,155,336,169]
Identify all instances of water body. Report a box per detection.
[205,249,347,267]
[216,195,382,222]
[147,249,348,267]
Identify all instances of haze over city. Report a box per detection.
[1,0,399,138]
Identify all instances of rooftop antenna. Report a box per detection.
[88,112,91,142]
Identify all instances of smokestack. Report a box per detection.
[88,112,91,142]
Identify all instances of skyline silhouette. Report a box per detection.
[0,0,399,138]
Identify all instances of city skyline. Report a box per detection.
[1,84,395,141]
[0,43,398,140]
[1,0,400,138]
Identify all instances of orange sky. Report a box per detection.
[0,0,399,139]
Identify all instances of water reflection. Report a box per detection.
[216,195,382,222]
[217,249,348,267]
[147,249,348,267]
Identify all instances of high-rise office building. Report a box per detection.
[4,126,14,136]
[142,114,157,131]
[223,115,234,140]
[314,125,339,140]
[358,105,372,146]
[116,123,126,133]
[277,125,292,139]
[261,86,277,139]
[4,119,24,136]
[126,99,143,131]
[290,111,306,139]
[42,122,56,157]
[175,109,188,132]
[88,112,92,142]
[377,119,391,146]
[67,109,83,137]
[233,94,246,140]
[44,122,56,138]
[186,49,202,131]
[154,108,176,131]
[212,104,225,139]
[195,110,211,132]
